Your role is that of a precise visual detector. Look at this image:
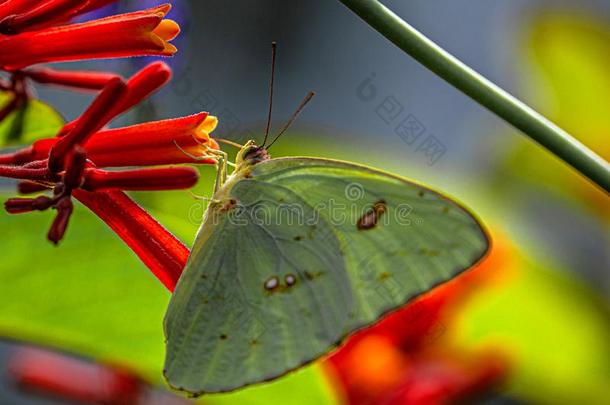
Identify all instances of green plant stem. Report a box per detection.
[339,0,610,193]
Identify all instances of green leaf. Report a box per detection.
[0,92,64,146]
[0,194,338,404]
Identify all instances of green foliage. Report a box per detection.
[0,192,338,404]
[452,261,610,404]
[0,92,64,145]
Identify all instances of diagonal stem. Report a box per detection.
[338,0,610,193]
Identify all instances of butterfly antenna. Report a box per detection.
[267,91,315,149]
[262,42,277,147]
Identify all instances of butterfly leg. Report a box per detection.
[212,149,230,194]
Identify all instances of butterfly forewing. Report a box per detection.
[164,157,489,394]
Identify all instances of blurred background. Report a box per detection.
[0,0,608,404]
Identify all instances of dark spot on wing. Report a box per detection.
[303,270,325,281]
[220,334,228,340]
[357,200,387,230]
[418,190,425,198]
[293,235,303,241]
[285,274,297,286]
[264,276,280,291]
[250,339,259,347]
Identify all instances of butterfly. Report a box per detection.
[163,44,490,396]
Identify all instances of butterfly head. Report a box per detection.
[236,140,271,167]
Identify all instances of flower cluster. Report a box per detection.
[0,2,179,121]
[0,1,219,290]
[0,62,220,289]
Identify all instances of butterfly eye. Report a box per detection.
[241,146,270,164]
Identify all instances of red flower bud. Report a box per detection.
[49,77,127,172]
[83,166,200,192]
[18,181,51,195]
[47,197,73,244]
[59,61,172,135]
[5,196,54,214]
[23,67,121,91]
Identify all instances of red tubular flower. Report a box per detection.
[0,61,220,289]
[58,61,172,135]
[0,1,40,19]
[23,67,121,91]
[0,4,179,70]
[14,113,219,167]
[49,77,128,172]
[0,0,88,34]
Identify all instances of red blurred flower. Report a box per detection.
[0,62,220,291]
[9,346,191,405]
[326,235,513,405]
[10,347,145,405]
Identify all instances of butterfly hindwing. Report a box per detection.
[164,157,489,394]
[164,174,355,394]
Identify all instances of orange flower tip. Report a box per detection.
[154,19,180,42]
[194,116,219,143]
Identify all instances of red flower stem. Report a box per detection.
[23,67,121,91]
[73,190,187,291]
[18,181,52,194]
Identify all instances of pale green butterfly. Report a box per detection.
[163,45,489,396]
